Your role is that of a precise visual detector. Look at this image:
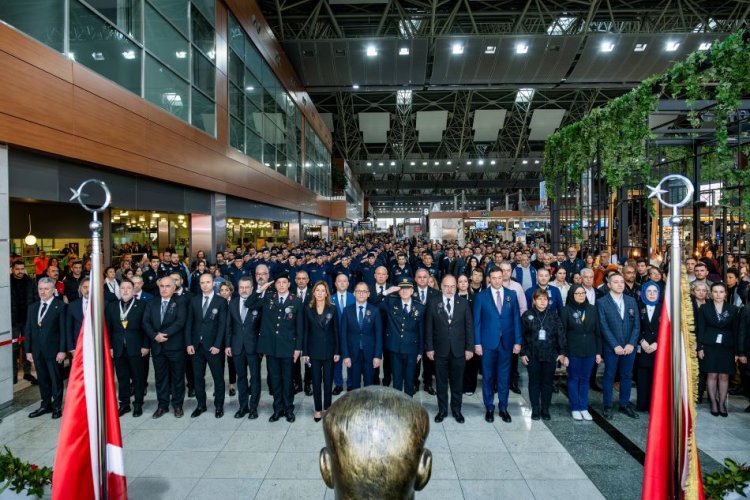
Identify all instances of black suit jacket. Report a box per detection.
[424,295,474,358]
[185,294,227,349]
[106,299,149,357]
[24,298,67,359]
[66,298,85,352]
[246,292,304,358]
[413,286,440,307]
[303,304,340,361]
[142,297,187,354]
[638,304,661,367]
[227,296,261,355]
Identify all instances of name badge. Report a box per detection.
[538,329,547,341]
[716,334,723,344]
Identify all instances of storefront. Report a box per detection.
[225,195,300,249]
[301,214,329,242]
[110,209,191,260]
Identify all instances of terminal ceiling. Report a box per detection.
[255,0,748,217]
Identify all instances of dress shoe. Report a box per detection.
[484,410,495,423]
[710,408,720,417]
[133,406,143,418]
[425,385,436,396]
[618,404,639,419]
[434,412,446,423]
[332,385,344,395]
[304,384,313,396]
[531,411,541,421]
[52,410,62,419]
[29,407,51,418]
[229,386,237,397]
[286,412,296,423]
[235,407,250,419]
[314,416,322,423]
[191,407,207,418]
[542,410,551,421]
[24,374,38,385]
[452,411,465,424]
[174,407,184,418]
[720,403,728,418]
[215,407,224,418]
[499,410,512,423]
[590,383,602,392]
[248,409,258,420]
[187,388,196,398]
[383,379,391,387]
[603,407,613,419]
[152,407,168,419]
[510,384,521,395]
[269,411,285,422]
[118,405,131,417]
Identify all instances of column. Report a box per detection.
[0,145,12,407]
[211,193,227,259]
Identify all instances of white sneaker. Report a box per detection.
[571,411,583,421]
[580,410,593,421]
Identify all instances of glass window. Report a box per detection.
[0,0,64,52]
[246,129,263,161]
[144,3,189,78]
[191,88,215,136]
[244,40,263,78]
[191,4,215,58]
[192,48,215,98]
[191,0,215,26]
[230,117,244,151]
[229,83,244,122]
[84,0,142,40]
[69,1,142,95]
[228,14,244,58]
[228,50,243,86]
[149,0,188,35]
[145,55,189,121]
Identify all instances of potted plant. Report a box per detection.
[0,447,52,498]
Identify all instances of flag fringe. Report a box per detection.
[680,265,702,499]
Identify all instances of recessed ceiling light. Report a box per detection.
[466,160,472,165]
[490,160,496,165]
[366,45,378,57]
[666,41,680,52]
[367,162,372,166]
[390,161,396,166]
[600,41,615,52]
[515,43,528,54]
[485,46,497,54]
[352,84,360,89]
[399,47,410,56]
[522,159,528,164]
[634,43,648,52]
[534,159,540,164]
[478,160,484,165]
[378,162,384,166]
[446,161,452,165]
[452,43,464,55]
[410,161,416,166]
[698,42,712,51]
[434,161,439,165]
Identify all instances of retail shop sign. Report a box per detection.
[480,210,490,217]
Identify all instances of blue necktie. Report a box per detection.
[358,306,364,329]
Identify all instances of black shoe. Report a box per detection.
[314,416,322,422]
[618,405,639,419]
[286,412,296,423]
[133,406,143,417]
[191,407,207,418]
[510,384,521,395]
[434,412,446,423]
[152,408,168,419]
[51,410,62,419]
[383,379,391,387]
[413,383,420,393]
[187,388,195,398]
[484,410,495,423]
[130,386,135,396]
[248,409,258,420]
[452,411,465,424]
[12,377,17,385]
[710,409,720,417]
[531,411,541,421]
[590,384,602,392]
[293,384,303,395]
[304,384,313,396]
[269,411,285,422]
[229,387,237,397]
[425,385,436,396]
[174,407,184,418]
[29,407,51,418]
[235,407,249,419]
[603,407,613,419]
[542,411,551,421]
[720,404,728,418]
[499,410,512,423]
[215,407,224,418]
[24,374,38,385]
[118,405,131,417]
[332,386,344,396]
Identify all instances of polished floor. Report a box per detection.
[2,366,749,499]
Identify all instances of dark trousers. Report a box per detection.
[192,344,225,408]
[349,349,375,389]
[12,325,31,380]
[567,356,596,411]
[153,349,186,410]
[34,355,63,411]
[234,351,261,411]
[526,358,556,412]
[185,353,195,390]
[481,346,512,411]
[435,355,466,414]
[114,354,146,406]
[267,355,295,414]
[510,352,520,387]
[414,355,435,388]
[636,365,654,411]
[293,357,312,388]
[333,358,346,388]
[142,352,151,391]
[224,355,237,385]
[463,353,481,393]
[311,358,334,412]
[603,350,636,408]
[381,350,391,385]
[390,351,417,397]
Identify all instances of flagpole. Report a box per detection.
[71,180,112,500]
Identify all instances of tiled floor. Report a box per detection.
[3,366,750,499]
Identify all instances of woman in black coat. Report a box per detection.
[697,282,741,417]
[457,274,481,394]
[636,281,661,412]
[302,281,340,421]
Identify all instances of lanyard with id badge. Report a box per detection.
[537,310,549,341]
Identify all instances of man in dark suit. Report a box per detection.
[143,276,188,418]
[597,273,640,419]
[10,260,35,385]
[379,279,424,397]
[413,268,440,395]
[291,270,313,395]
[473,268,522,424]
[186,273,228,418]
[131,276,154,302]
[105,279,149,417]
[226,276,262,419]
[525,268,564,313]
[340,282,383,389]
[141,256,161,295]
[425,275,474,423]
[170,271,195,398]
[247,273,303,422]
[66,278,89,363]
[25,278,67,418]
[331,273,355,394]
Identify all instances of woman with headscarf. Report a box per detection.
[636,281,661,412]
[560,284,601,421]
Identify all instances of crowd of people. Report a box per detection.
[9,237,750,425]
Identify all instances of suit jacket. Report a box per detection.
[227,296,261,355]
[696,302,741,350]
[425,295,473,358]
[24,298,67,359]
[136,291,154,302]
[303,304,340,360]
[340,302,383,361]
[596,293,640,350]
[104,279,120,304]
[638,303,661,367]
[413,287,440,307]
[246,291,304,358]
[332,291,356,320]
[379,296,424,355]
[186,294,228,349]
[142,296,187,354]
[105,299,149,357]
[66,297,86,352]
[473,287,522,351]
[525,285,564,313]
[560,304,601,358]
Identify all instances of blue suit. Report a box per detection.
[340,302,383,388]
[597,293,640,408]
[473,287,522,412]
[332,291,356,387]
[525,285,564,313]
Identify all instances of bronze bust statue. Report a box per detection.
[320,386,432,499]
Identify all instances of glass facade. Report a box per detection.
[0,0,217,136]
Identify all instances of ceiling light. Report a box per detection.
[366,45,378,57]
[446,161,452,165]
[634,43,648,52]
[478,160,484,165]
[698,42,712,51]
[534,159,540,164]
[666,41,680,52]
[67,52,76,61]
[600,41,615,52]
[422,161,428,166]
[245,86,255,92]
[399,47,410,56]
[434,161,439,165]
[264,162,270,167]
[466,160,472,165]
[378,162,384,166]
[515,88,535,103]
[91,52,104,61]
[390,161,396,166]
[452,43,464,55]
[367,162,372,166]
[515,43,528,54]
[122,50,136,60]
[410,161,416,166]
[352,84,360,89]
[175,51,187,59]
[490,160,496,165]
[485,46,497,54]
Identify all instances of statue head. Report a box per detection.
[320,386,432,500]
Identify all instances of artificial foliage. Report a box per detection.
[703,458,750,500]
[543,30,750,207]
[0,447,52,498]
